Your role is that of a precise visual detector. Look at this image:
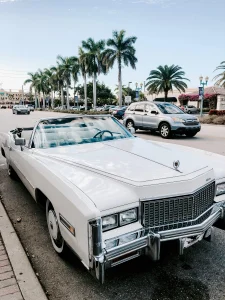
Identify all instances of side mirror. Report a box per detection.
[151,110,158,115]
[15,138,26,146]
[128,127,135,134]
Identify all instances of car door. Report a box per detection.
[133,103,145,127]
[9,133,36,198]
[142,103,159,129]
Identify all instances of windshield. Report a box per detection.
[33,116,133,149]
[155,103,184,114]
[17,105,26,108]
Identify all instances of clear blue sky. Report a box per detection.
[0,0,224,92]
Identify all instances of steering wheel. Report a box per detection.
[93,130,113,139]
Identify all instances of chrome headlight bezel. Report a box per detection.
[216,182,225,196]
[102,208,138,232]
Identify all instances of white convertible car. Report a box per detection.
[1,115,225,283]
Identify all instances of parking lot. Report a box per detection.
[0,109,225,300]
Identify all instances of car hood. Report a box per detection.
[34,137,209,185]
[166,114,198,120]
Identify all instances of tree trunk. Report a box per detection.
[34,90,37,108]
[164,90,168,102]
[51,91,54,109]
[39,94,41,108]
[118,59,122,107]
[66,83,69,109]
[42,92,45,109]
[84,74,87,111]
[53,91,55,108]
[61,86,64,107]
[93,73,97,110]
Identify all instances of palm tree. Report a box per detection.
[213,61,225,88]
[35,70,48,108]
[50,65,64,107]
[145,65,189,101]
[56,56,78,109]
[71,58,80,107]
[79,47,89,110]
[24,72,39,108]
[81,38,106,109]
[114,85,128,97]
[44,68,56,108]
[103,30,137,107]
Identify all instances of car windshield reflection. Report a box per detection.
[33,116,133,149]
[156,103,184,114]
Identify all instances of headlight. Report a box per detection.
[102,208,138,232]
[120,208,138,226]
[172,117,185,123]
[216,183,225,196]
[102,215,118,232]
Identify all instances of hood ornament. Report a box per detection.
[173,160,180,170]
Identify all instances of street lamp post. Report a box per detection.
[199,75,209,117]
[135,82,143,101]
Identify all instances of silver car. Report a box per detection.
[12,105,30,115]
[123,101,201,138]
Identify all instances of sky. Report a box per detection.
[0,0,224,93]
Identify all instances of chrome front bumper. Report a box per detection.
[89,202,225,283]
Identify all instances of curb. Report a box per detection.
[0,201,48,300]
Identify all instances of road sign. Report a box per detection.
[125,96,131,104]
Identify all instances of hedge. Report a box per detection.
[209,109,225,116]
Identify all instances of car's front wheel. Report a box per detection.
[159,123,171,139]
[185,132,198,137]
[46,199,65,255]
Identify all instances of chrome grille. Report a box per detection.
[142,181,215,232]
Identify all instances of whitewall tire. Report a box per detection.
[46,199,65,254]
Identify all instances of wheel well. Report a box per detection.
[1,147,5,158]
[158,121,171,131]
[35,189,48,209]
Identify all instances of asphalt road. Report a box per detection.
[0,109,225,300]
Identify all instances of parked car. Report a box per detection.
[123,101,201,138]
[26,104,34,111]
[183,105,200,114]
[104,105,116,112]
[12,105,30,115]
[1,105,7,109]
[112,106,127,119]
[1,115,225,283]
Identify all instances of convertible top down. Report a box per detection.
[1,115,225,283]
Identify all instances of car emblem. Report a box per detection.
[173,160,180,170]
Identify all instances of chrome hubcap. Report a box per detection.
[48,210,58,240]
[161,125,169,137]
[127,122,133,128]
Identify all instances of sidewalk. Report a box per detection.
[0,201,48,300]
[0,234,23,300]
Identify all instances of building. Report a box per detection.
[0,88,30,105]
[144,86,225,110]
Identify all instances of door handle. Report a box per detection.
[144,113,147,115]
[7,146,12,151]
